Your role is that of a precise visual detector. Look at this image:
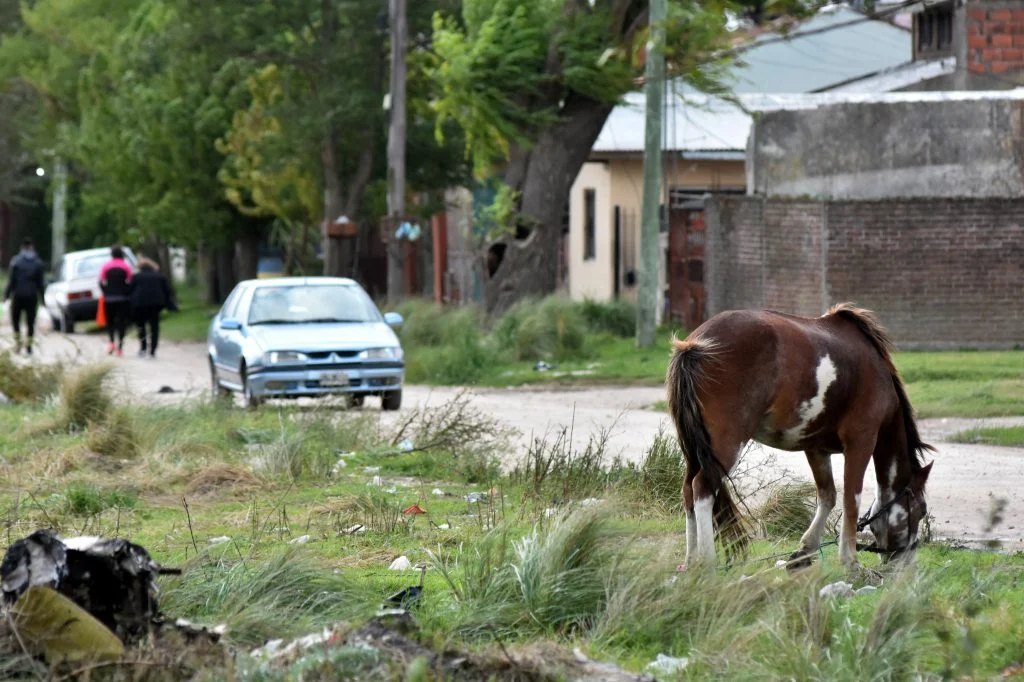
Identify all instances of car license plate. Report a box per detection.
[319,371,349,387]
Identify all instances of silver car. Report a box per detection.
[44,247,137,333]
[207,277,405,409]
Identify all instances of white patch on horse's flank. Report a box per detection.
[888,461,898,487]
[783,354,837,445]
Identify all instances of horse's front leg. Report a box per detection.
[839,437,876,568]
[789,450,836,568]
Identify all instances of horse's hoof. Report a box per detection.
[785,551,814,571]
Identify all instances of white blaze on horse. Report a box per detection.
[666,303,933,569]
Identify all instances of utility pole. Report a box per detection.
[386,0,407,300]
[637,0,665,348]
[51,157,67,270]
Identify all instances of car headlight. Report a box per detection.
[359,347,403,360]
[264,351,308,364]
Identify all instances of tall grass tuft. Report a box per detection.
[58,364,114,430]
[0,350,62,402]
[160,550,374,648]
[86,407,140,459]
[510,427,619,502]
[629,431,684,513]
[754,482,817,539]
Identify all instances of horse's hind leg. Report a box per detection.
[789,450,836,568]
[682,465,698,568]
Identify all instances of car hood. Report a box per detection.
[247,322,401,351]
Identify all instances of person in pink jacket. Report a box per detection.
[98,245,133,356]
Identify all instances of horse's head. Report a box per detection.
[868,462,932,561]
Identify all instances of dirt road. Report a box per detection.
[21,324,1024,551]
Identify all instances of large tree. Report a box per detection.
[429,0,813,314]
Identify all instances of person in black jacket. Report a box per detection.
[129,257,177,358]
[3,238,46,355]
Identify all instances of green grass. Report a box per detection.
[3,371,1024,679]
[161,282,220,342]
[948,426,1024,447]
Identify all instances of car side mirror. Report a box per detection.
[383,312,403,329]
[219,318,242,331]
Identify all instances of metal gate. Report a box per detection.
[668,192,707,331]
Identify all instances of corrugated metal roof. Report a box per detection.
[728,5,911,93]
[593,5,919,154]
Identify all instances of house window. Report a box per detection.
[583,188,596,261]
[915,3,953,59]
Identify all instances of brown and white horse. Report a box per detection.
[666,303,933,568]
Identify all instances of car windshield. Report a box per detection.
[247,284,381,325]
[72,255,109,279]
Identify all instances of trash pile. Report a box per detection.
[0,530,219,666]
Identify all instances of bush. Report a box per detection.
[579,299,635,338]
[403,306,491,384]
[492,297,587,362]
[64,482,137,516]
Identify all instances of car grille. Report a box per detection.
[306,350,361,360]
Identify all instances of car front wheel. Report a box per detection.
[210,359,231,401]
[241,367,263,409]
[381,389,402,411]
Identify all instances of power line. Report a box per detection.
[723,0,923,58]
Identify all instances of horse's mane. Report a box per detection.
[826,303,934,468]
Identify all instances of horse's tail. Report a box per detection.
[827,303,935,469]
[666,336,748,552]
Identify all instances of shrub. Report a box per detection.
[492,297,588,362]
[86,407,140,459]
[579,299,636,338]
[403,306,490,384]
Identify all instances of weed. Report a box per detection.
[387,390,510,482]
[64,482,138,516]
[629,431,684,513]
[754,482,816,539]
[356,493,410,535]
[510,426,619,503]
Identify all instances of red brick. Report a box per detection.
[983,47,1004,60]
[968,8,988,22]
[1014,10,1024,22]
[990,61,1013,73]
[1012,34,1024,46]
[992,33,1015,47]
[968,33,989,48]
[1001,47,1024,61]
[991,10,1013,22]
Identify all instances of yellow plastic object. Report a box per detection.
[9,586,125,663]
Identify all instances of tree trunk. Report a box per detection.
[214,245,236,302]
[197,242,217,305]
[235,231,260,281]
[485,95,614,315]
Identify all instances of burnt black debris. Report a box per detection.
[1,532,182,643]
[0,530,67,604]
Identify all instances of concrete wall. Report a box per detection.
[707,195,1024,349]
[749,96,1024,199]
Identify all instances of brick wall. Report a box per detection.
[708,196,1024,349]
[967,1,1024,76]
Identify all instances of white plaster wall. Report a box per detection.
[568,162,614,301]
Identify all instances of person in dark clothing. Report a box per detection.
[99,245,133,356]
[4,238,46,355]
[129,257,176,358]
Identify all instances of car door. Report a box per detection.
[212,285,248,386]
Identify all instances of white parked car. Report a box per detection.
[207,277,405,409]
[44,247,137,333]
